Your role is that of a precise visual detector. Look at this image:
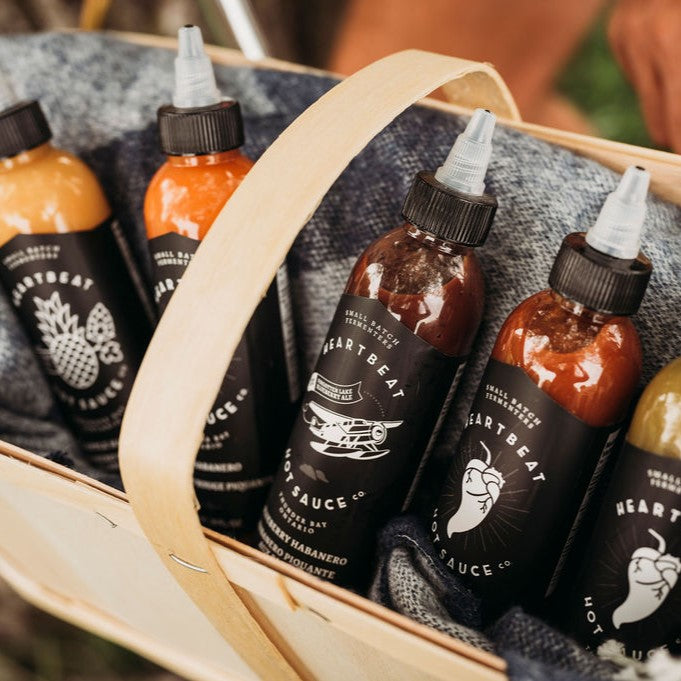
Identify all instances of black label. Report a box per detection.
[257,293,465,586]
[565,443,681,659]
[0,220,151,471]
[148,232,197,315]
[148,232,296,532]
[431,359,620,606]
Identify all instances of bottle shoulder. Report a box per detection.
[492,289,642,426]
[144,153,253,240]
[628,357,681,459]
[350,225,483,292]
[0,146,110,241]
[344,224,485,356]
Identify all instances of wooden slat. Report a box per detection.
[118,48,518,681]
[0,446,505,681]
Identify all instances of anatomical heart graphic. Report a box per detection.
[447,441,505,536]
[612,529,681,629]
[34,292,123,390]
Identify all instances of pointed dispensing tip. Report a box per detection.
[464,108,496,144]
[173,25,221,108]
[178,24,205,58]
[614,164,650,205]
[586,165,650,260]
[434,108,496,195]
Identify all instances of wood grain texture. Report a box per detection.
[118,48,518,681]
[0,445,505,681]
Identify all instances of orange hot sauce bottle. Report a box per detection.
[144,26,298,534]
[0,100,152,471]
[432,166,654,611]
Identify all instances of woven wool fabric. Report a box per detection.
[0,32,680,681]
[371,515,623,681]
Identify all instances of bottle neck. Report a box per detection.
[0,141,53,172]
[166,148,243,167]
[404,222,469,256]
[549,289,615,326]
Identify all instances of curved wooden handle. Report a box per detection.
[119,50,518,680]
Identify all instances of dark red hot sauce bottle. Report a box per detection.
[431,166,653,611]
[257,110,499,588]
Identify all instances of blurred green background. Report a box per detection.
[558,15,653,148]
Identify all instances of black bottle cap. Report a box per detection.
[548,233,652,316]
[0,100,52,159]
[157,100,244,156]
[401,171,497,247]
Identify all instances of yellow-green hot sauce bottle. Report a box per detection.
[563,357,681,660]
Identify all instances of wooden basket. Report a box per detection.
[1,34,681,681]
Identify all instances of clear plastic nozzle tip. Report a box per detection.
[434,108,496,195]
[173,25,221,108]
[586,165,650,259]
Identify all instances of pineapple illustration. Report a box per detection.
[85,302,115,345]
[33,292,123,390]
[85,302,123,365]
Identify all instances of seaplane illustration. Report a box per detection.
[303,400,403,460]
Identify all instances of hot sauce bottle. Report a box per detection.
[562,357,681,660]
[257,110,499,587]
[0,99,152,472]
[144,26,299,533]
[431,166,654,610]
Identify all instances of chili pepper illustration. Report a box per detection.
[612,529,680,630]
[446,441,505,536]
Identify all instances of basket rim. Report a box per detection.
[113,29,681,206]
[0,438,506,674]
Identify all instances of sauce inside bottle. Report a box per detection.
[492,286,641,427]
[144,26,298,534]
[562,357,681,659]
[0,100,151,471]
[145,148,253,244]
[257,110,498,587]
[628,359,681,457]
[431,166,654,611]
[346,224,484,354]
